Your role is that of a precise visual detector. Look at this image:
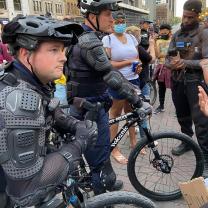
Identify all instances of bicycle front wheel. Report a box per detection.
[148,81,157,106]
[85,191,156,208]
[127,131,204,201]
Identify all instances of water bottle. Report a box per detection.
[132,61,142,73]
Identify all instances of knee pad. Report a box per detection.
[100,159,116,190]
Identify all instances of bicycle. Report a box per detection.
[147,64,157,106]
[62,97,204,202]
[108,100,204,201]
[33,132,157,208]
[147,80,157,106]
[36,176,157,208]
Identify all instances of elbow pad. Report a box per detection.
[103,70,123,90]
[104,70,140,105]
[117,82,138,104]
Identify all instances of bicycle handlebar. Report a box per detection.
[59,96,152,122]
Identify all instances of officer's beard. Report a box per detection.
[181,22,199,32]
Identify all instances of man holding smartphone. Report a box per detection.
[165,0,208,178]
[139,19,153,50]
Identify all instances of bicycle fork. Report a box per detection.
[143,127,172,174]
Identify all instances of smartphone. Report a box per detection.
[168,49,178,57]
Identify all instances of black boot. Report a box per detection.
[171,142,191,156]
[106,180,123,191]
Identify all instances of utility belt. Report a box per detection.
[69,71,104,83]
[71,96,112,121]
[67,81,107,98]
[86,97,113,113]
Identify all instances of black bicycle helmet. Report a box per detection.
[2,15,84,53]
[78,0,122,15]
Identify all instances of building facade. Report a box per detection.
[0,0,149,25]
[0,0,64,20]
[146,0,157,22]
[63,0,82,22]
[119,0,149,25]
[155,0,176,24]
[156,0,167,4]
[156,3,168,23]
[0,0,26,21]
[202,0,207,10]
[29,0,65,19]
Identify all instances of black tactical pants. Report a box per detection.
[0,165,8,208]
[171,76,208,152]
[158,81,166,108]
[6,152,69,207]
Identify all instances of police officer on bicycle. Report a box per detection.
[0,15,98,207]
[65,0,144,195]
[165,0,208,177]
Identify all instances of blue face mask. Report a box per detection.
[114,23,127,34]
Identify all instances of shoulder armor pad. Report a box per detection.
[0,80,45,180]
[6,88,42,117]
[0,66,4,77]
[0,61,12,77]
[78,32,103,50]
[0,62,18,86]
[4,61,13,71]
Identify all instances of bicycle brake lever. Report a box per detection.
[136,102,152,119]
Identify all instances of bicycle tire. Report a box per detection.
[84,191,157,208]
[148,81,157,106]
[127,131,204,201]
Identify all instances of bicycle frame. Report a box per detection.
[109,111,161,159]
[110,112,150,148]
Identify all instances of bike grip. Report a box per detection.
[145,106,153,115]
[143,102,153,115]
[133,95,143,109]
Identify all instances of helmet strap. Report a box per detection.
[26,52,42,84]
[86,14,100,31]
[96,15,100,31]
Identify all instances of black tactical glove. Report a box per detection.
[74,120,98,153]
[132,95,143,109]
[53,107,79,134]
[136,101,152,119]
[53,107,98,151]
[59,142,82,176]
[58,120,98,175]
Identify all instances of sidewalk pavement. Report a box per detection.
[111,88,189,208]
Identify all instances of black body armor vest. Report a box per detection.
[66,44,107,98]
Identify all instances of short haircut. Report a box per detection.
[159,24,172,31]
